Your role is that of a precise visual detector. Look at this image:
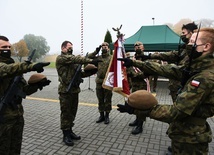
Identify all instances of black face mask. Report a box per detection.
[186,45,203,60]
[102,49,108,54]
[0,50,11,58]
[67,48,73,54]
[135,49,142,54]
[180,35,189,44]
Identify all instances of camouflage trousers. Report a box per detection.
[171,140,208,155]
[59,92,79,130]
[96,83,112,112]
[149,75,158,91]
[0,116,24,155]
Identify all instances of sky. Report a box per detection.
[0,0,214,55]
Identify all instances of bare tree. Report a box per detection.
[195,18,214,27]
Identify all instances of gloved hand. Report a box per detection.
[32,62,50,73]
[117,58,133,67]
[85,68,98,75]
[117,102,135,114]
[90,59,103,66]
[95,45,102,54]
[37,79,51,90]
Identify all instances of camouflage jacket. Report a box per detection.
[134,53,214,143]
[150,49,189,92]
[127,51,148,92]
[0,59,39,119]
[88,51,112,84]
[150,48,188,66]
[56,52,93,93]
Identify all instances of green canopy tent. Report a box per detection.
[123,25,181,52]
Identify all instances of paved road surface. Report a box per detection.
[20,68,214,155]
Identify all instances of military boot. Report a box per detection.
[104,112,110,124]
[63,130,74,146]
[96,112,105,123]
[131,120,143,135]
[129,118,138,126]
[165,146,172,155]
[70,128,81,140]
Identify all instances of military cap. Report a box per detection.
[28,73,47,84]
[84,64,97,71]
[101,42,109,46]
[134,41,143,47]
[127,90,158,110]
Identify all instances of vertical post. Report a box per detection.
[152,17,155,25]
[81,0,84,56]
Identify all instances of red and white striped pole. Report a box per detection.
[81,0,84,56]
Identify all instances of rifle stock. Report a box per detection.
[66,53,88,92]
[0,49,36,119]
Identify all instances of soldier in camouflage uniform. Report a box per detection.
[126,42,148,135]
[117,28,214,154]
[88,42,113,124]
[0,36,50,155]
[56,41,99,146]
[141,22,198,102]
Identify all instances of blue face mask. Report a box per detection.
[0,50,11,58]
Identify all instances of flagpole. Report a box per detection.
[102,25,130,98]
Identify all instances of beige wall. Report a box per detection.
[44,54,57,62]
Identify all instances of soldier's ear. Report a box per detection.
[203,43,211,52]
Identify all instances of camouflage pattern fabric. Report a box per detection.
[56,52,93,130]
[0,59,39,155]
[0,62,35,77]
[127,50,147,92]
[171,140,208,155]
[56,52,93,94]
[96,83,112,112]
[88,51,112,112]
[127,50,148,121]
[133,54,214,153]
[59,93,78,130]
[168,79,180,102]
[147,59,161,92]
[150,50,189,101]
[0,115,24,155]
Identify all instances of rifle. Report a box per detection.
[177,37,182,65]
[0,49,36,117]
[66,52,88,92]
[177,23,201,94]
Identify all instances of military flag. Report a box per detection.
[102,35,130,97]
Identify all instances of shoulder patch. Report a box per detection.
[190,80,200,87]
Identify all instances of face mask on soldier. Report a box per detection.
[180,35,189,44]
[186,44,203,60]
[0,50,11,58]
[135,49,142,54]
[102,49,108,54]
[67,48,73,54]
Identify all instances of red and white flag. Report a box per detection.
[102,36,130,97]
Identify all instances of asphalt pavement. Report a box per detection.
[21,68,214,155]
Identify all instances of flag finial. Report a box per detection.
[112,24,124,38]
